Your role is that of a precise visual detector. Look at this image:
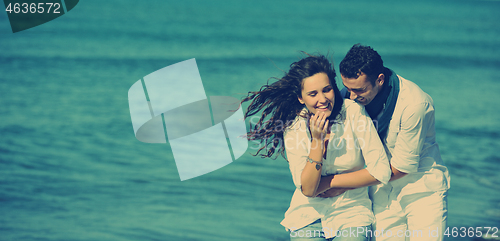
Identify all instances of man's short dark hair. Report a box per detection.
[339,44,385,84]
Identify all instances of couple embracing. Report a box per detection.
[242,44,450,241]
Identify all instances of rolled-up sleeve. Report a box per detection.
[284,120,310,189]
[391,102,433,173]
[351,104,392,184]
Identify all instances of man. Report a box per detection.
[338,44,450,241]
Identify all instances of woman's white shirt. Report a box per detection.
[280,99,391,238]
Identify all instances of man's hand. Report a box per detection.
[316,188,352,198]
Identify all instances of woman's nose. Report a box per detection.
[318,93,327,103]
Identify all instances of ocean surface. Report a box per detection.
[1,0,499,240]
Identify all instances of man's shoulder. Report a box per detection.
[397,75,434,108]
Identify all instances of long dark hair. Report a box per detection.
[242,54,343,160]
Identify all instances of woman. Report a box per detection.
[242,54,391,240]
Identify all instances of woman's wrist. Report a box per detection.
[306,156,323,164]
[306,157,322,171]
[310,138,324,151]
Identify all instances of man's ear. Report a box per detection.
[298,96,305,104]
[377,73,385,87]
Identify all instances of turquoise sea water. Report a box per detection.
[0,0,499,240]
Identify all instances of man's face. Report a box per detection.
[341,72,384,106]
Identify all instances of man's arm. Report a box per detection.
[390,165,407,181]
[317,102,432,197]
[313,102,393,197]
[310,168,386,197]
[390,102,433,174]
[314,166,407,198]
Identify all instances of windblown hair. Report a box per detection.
[242,54,343,160]
[339,44,388,84]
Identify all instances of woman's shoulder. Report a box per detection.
[285,109,307,133]
[343,99,366,116]
[343,98,359,109]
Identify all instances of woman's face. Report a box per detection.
[298,72,334,117]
